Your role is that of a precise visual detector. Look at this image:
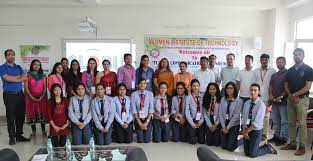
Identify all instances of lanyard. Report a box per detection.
[260,69,268,82]
[192,95,201,112]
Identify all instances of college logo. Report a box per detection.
[31,46,40,55]
[149,49,160,58]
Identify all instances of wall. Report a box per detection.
[0,6,275,115]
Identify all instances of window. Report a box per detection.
[294,17,313,93]
[64,39,135,72]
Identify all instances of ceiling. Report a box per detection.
[0,0,309,9]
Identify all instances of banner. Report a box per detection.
[144,36,242,73]
[20,45,50,74]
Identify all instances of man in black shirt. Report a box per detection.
[281,48,313,156]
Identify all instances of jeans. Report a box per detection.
[244,129,270,158]
[71,122,92,145]
[271,103,288,139]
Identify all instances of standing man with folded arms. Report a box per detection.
[0,49,31,145]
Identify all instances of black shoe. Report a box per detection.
[9,138,16,145]
[268,136,279,143]
[275,138,287,146]
[268,143,278,154]
[16,135,31,142]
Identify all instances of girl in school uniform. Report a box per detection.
[218,81,242,151]
[203,83,222,146]
[171,81,188,142]
[68,83,92,145]
[47,83,69,147]
[131,78,154,143]
[185,79,205,145]
[152,82,172,143]
[91,83,115,145]
[113,83,133,143]
[242,83,277,158]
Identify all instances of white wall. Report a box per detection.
[0,6,275,115]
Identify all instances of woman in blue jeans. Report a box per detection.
[91,84,115,145]
[68,83,92,145]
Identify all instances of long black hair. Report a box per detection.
[173,81,188,96]
[224,81,238,99]
[29,59,44,74]
[203,83,221,110]
[50,83,64,108]
[49,62,63,76]
[69,59,82,76]
[87,58,98,78]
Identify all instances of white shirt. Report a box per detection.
[193,69,215,93]
[208,65,221,85]
[237,67,254,97]
[252,67,276,102]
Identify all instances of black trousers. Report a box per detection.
[3,91,26,138]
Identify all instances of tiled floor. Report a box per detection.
[0,124,312,161]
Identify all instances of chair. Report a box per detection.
[307,109,313,150]
[0,148,20,161]
[197,147,224,161]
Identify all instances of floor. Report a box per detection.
[0,124,312,161]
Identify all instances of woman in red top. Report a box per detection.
[47,83,69,147]
[95,59,117,97]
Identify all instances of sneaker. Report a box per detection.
[295,147,306,156]
[281,144,297,150]
[275,138,287,146]
[268,143,278,154]
[16,135,31,142]
[9,138,16,145]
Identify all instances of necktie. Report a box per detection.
[210,98,215,115]
[179,97,184,114]
[196,96,200,112]
[248,102,255,126]
[210,98,215,124]
[140,94,145,109]
[225,100,232,126]
[121,98,126,113]
[161,98,165,116]
[100,99,104,116]
[79,99,84,122]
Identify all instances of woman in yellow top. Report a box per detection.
[153,58,174,96]
[174,62,193,93]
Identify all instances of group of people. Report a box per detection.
[0,48,312,158]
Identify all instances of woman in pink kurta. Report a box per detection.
[48,62,67,97]
[81,58,98,97]
[25,59,48,136]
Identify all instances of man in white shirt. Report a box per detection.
[252,53,276,141]
[236,55,254,104]
[208,54,221,86]
[193,56,215,94]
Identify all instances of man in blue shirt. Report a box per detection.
[0,49,30,145]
